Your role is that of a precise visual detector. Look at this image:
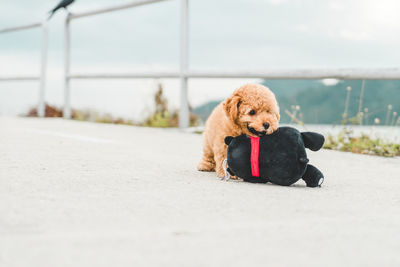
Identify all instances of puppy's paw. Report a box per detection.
[197,161,215,172]
[216,170,225,178]
[217,171,239,180]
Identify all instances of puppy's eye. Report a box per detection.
[249,110,256,115]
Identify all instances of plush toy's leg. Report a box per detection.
[302,164,324,188]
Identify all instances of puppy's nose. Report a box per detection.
[263,122,270,130]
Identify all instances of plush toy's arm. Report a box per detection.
[301,132,325,151]
[302,164,324,187]
[224,136,234,145]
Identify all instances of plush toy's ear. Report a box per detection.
[224,136,234,145]
[301,132,325,151]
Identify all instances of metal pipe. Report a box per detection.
[5,68,400,82]
[0,76,40,81]
[69,0,170,20]
[358,79,366,114]
[0,22,41,33]
[64,15,72,119]
[184,69,400,80]
[69,72,180,79]
[66,68,400,80]
[179,0,189,129]
[38,21,48,118]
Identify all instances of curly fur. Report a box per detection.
[197,83,280,177]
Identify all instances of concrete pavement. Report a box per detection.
[1,117,399,267]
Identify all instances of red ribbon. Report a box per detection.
[250,136,260,177]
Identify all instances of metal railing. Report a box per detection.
[64,0,400,128]
[0,22,48,117]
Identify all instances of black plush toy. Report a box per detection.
[224,126,325,187]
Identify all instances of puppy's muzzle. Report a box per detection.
[247,124,267,137]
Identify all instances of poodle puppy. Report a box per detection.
[197,83,280,178]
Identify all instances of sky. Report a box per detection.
[1,0,400,120]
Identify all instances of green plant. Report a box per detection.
[324,129,400,157]
[143,83,199,127]
[144,111,176,128]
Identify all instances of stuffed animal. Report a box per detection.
[224,126,325,187]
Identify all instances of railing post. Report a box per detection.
[38,21,48,118]
[179,0,189,129]
[64,14,72,119]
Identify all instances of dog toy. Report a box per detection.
[224,126,325,187]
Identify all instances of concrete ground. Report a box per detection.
[1,117,399,267]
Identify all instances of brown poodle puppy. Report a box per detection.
[197,83,280,178]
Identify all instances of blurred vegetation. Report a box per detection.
[143,83,200,127]
[27,104,63,118]
[324,129,400,157]
[26,83,200,128]
[27,104,135,125]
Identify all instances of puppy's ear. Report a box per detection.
[301,132,325,151]
[223,95,241,122]
[275,103,280,121]
[224,136,234,145]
